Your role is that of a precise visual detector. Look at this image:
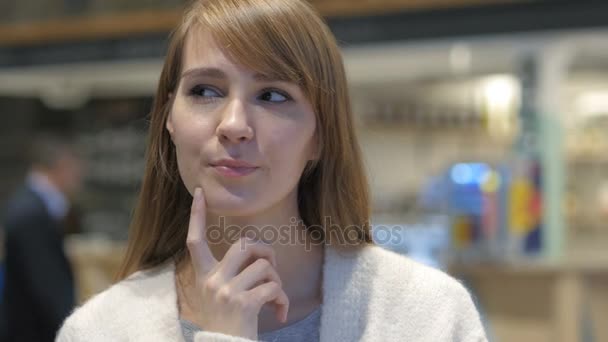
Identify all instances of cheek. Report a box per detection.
[171,112,215,188]
[263,123,314,175]
[171,102,216,151]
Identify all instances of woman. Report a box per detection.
[57,0,487,341]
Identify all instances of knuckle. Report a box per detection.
[266,281,281,293]
[255,258,271,270]
[216,286,233,303]
[273,274,283,286]
[237,294,259,312]
[271,281,281,290]
[201,277,220,293]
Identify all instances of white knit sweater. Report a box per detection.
[56,244,487,342]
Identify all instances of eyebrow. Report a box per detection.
[180,67,287,83]
[180,67,226,80]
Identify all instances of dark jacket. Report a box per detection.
[1,187,75,342]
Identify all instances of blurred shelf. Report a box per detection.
[3,1,608,68]
[451,257,608,276]
[0,0,514,47]
[359,121,496,133]
[0,9,181,47]
[310,0,518,17]
[2,0,605,49]
[567,156,608,165]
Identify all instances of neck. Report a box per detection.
[203,190,311,260]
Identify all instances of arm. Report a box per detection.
[6,215,74,332]
[55,322,76,342]
[451,282,489,342]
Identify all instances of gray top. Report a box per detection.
[180,306,321,342]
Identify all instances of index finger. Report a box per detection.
[186,187,218,276]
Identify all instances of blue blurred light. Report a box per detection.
[471,163,490,184]
[451,163,473,185]
[450,163,490,185]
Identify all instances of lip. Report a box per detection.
[210,159,259,178]
[211,159,257,168]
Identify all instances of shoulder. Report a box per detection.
[3,188,45,228]
[353,244,471,298]
[3,189,49,242]
[56,262,179,341]
[342,244,486,340]
[328,243,475,303]
[372,244,467,291]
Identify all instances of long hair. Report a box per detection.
[117,0,372,280]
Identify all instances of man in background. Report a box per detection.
[1,133,84,341]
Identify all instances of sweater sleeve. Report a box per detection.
[55,318,83,342]
[451,282,488,342]
[194,331,259,342]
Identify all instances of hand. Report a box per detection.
[186,187,289,340]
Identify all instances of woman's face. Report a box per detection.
[167,31,317,218]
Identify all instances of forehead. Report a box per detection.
[183,30,232,68]
[180,26,296,84]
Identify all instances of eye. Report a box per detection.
[189,85,222,99]
[258,89,292,103]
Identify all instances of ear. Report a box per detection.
[166,92,175,139]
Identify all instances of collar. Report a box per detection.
[27,171,70,221]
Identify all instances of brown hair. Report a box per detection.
[117,0,372,280]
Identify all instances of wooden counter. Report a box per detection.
[451,258,608,342]
[65,236,126,303]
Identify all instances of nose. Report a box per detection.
[216,98,254,144]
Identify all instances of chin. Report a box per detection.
[203,189,264,218]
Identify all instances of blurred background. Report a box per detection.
[0,0,607,341]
